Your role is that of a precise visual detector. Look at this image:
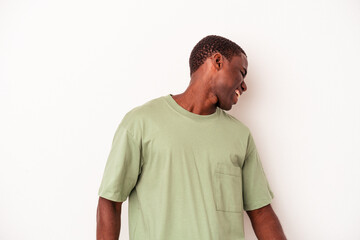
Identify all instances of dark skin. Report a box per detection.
[96,197,122,240]
[96,52,287,239]
[247,204,287,240]
[172,52,248,114]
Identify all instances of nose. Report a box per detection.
[241,82,247,92]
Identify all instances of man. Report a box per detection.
[96,35,287,240]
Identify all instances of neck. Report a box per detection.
[171,79,218,115]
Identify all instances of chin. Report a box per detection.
[218,102,232,111]
[225,105,232,111]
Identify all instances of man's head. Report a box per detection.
[189,35,247,76]
[189,35,248,110]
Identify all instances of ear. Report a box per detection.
[211,52,224,71]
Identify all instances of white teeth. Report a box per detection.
[235,89,240,98]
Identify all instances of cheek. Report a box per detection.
[214,75,229,89]
[214,72,236,93]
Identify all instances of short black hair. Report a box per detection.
[189,35,247,76]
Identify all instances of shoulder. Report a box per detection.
[117,95,165,137]
[122,96,164,123]
[219,109,251,135]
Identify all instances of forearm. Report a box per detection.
[248,205,287,240]
[96,197,122,240]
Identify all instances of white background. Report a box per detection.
[1,0,359,239]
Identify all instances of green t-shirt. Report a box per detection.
[98,93,274,240]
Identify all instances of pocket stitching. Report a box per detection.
[215,162,241,176]
[215,162,243,213]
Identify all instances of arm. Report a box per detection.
[96,197,123,240]
[246,204,287,240]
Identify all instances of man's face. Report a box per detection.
[212,53,248,110]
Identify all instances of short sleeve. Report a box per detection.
[98,123,143,202]
[242,132,274,211]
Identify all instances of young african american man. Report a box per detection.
[96,35,287,240]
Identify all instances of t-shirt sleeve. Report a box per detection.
[242,132,274,211]
[98,122,143,202]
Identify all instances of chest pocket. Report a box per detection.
[214,162,243,213]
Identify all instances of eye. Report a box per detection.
[240,70,245,78]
